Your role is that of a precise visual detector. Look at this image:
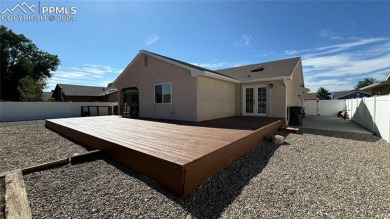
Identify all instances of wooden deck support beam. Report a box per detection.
[5,170,32,219]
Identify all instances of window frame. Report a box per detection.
[154,82,172,104]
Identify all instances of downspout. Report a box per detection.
[372,96,376,134]
[269,83,272,117]
[283,78,288,125]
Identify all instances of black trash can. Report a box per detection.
[289,106,303,126]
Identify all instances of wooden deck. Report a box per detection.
[46,116,285,197]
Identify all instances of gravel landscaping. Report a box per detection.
[0,120,88,173]
[24,129,389,218]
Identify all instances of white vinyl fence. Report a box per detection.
[0,102,118,122]
[304,100,346,116]
[346,95,390,142]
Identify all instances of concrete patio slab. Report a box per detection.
[302,115,372,134]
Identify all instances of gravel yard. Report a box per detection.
[24,129,389,218]
[0,121,88,173]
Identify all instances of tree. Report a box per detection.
[354,78,378,90]
[316,87,331,100]
[17,76,44,101]
[0,25,60,101]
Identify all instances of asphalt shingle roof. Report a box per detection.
[216,57,301,82]
[144,50,301,82]
[333,91,371,99]
[143,50,237,80]
[57,84,106,96]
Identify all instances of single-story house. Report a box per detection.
[109,50,309,123]
[52,84,117,102]
[332,90,371,100]
[360,74,390,96]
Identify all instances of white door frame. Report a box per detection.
[242,85,268,117]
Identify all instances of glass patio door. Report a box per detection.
[256,87,267,116]
[243,86,267,116]
[244,87,254,115]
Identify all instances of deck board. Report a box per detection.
[46,116,284,196]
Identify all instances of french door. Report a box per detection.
[243,86,267,116]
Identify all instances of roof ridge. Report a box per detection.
[141,50,238,80]
[216,57,301,72]
[58,84,105,88]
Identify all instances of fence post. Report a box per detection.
[317,100,320,115]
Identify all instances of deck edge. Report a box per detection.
[182,119,285,196]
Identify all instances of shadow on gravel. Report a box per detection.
[299,128,380,142]
[106,139,283,218]
[179,141,282,218]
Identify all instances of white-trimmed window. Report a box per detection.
[155,83,172,104]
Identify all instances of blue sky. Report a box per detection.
[2,1,390,92]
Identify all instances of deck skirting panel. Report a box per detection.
[182,119,285,196]
[46,120,185,196]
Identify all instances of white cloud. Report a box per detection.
[145,34,159,46]
[233,35,252,48]
[297,37,390,92]
[305,78,353,92]
[318,29,344,40]
[284,50,298,56]
[45,64,122,91]
[312,38,388,56]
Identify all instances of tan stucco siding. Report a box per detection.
[286,61,304,108]
[269,81,286,118]
[371,86,390,95]
[234,84,241,116]
[115,54,198,121]
[196,76,236,121]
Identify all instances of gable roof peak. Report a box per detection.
[216,57,301,82]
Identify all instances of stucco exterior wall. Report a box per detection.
[268,81,286,118]
[115,54,198,121]
[196,76,236,121]
[234,84,241,116]
[371,86,390,96]
[286,61,304,108]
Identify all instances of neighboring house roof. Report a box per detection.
[360,74,390,91]
[303,92,317,100]
[217,57,301,82]
[55,84,106,97]
[333,90,371,99]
